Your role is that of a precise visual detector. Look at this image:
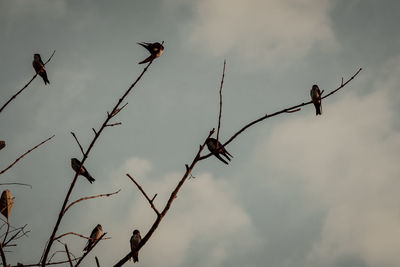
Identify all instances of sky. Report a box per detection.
[0,0,400,266]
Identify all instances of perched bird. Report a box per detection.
[84,224,103,251]
[310,84,322,115]
[0,141,5,151]
[137,42,164,64]
[206,138,233,165]
[0,189,14,220]
[130,229,141,263]
[32,54,50,85]
[71,158,95,183]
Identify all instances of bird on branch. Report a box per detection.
[32,53,50,85]
[71,158,96,183]
[130,229,141,263]
[137,42,164,64]
[206,138,233,165]
[310,84,322,115]
[84,224,103,251]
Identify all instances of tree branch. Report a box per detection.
[126,174,160,216]
[0,135,55,176]
[0,183,32,188]
[74,233,106,267]
[41,60,155,266]
[216,60,226,147]
[198,67,363,161]
[0,243,6,267]
[95,256,100,267]
[113,129,215,267]
[70,132,85,156]
[63,190,121,215]
[64,244,73,267]
[0,50,56,114]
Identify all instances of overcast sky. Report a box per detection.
[1,0,400,266]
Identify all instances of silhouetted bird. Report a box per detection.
[130,229,141,263]
[0,189,14,220]
[206,138,233,165]
[137,42,164,64]
[0,141,5,151]
[310,84,322,115]
[84,224,103,251]
[71,158,95,183]
[32,54,50,85]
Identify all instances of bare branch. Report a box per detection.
[74,233,106,267]
[0,135,55,176]
[41,60,155,266]
[92,128,97,135]
[114,129,215,267]
[63,190,121,215]
[126,174,160,216]
[0,183,32,188]
[111,102,128,117]
[54,232,92,241]
[216,60,226,147]
[105,122,122,127]
[70,132,85,155]
[64,244,73,267]
[0,243,6,267]
[95,256,100,267]
[198,68,363,161]
[0,50,56,114]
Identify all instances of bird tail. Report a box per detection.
[316,104,322,115]
[133,252,139,263]
[40,72,50,85]
[214,153,229,165]
[85,174,96,184]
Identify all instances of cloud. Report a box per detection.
[252,70,400,266]
[95,157,259,266]
[171,0,337,67]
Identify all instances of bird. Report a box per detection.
[0,141,5,151]
[32,54,50,85]
[137,42,164,64]
[310,84,322,115]
[84,224,103,251]
[71,158,95,183]
[0,189,14,220]
[206,138,233,165]
[130,229,141,263]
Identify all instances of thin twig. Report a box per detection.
[0,243,6,267]
[0,50,56,114]
[95,256,100,267]
[114,129,215,267]
[111,102,128,117]
[41,60,155,266]
[0,135,55,176]
[63,190,121,215]
[64,244,73,267]
[198,68,363,161]
[216,60,226,147]
[74,233,106,267]
[70,132,85,155]
[105,122,122,127]
[126,174,160,216]
[0,183,32,188]
[54,232,94,241]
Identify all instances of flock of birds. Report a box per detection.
[0,40,324,262]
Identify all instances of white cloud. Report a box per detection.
[252,72,400,266]
[172,0,337,67]
[96,157,258,266]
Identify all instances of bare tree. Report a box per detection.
[1,46,362,267]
